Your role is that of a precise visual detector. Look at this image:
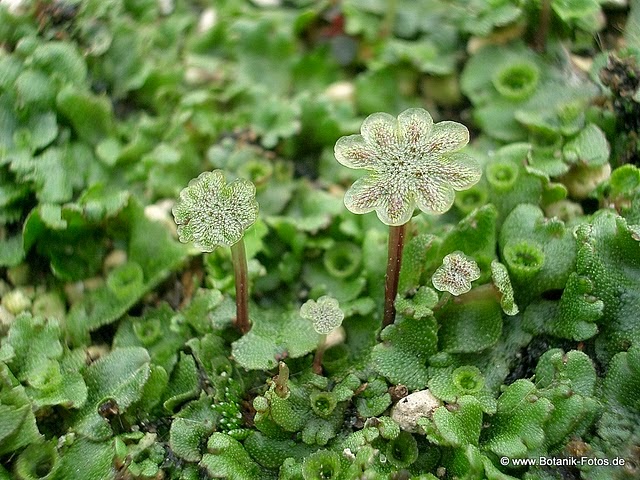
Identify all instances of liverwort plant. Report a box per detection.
[431,251,481,311]
[334,108,481,327]
[172,170,258,334]
[300,295,345,374]
[431,251,481,297]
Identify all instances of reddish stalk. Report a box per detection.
[312,335,327,375]
[231,239,250,334]
[535,0,551,52]
[274,361,289,398]
[382,223,408,328]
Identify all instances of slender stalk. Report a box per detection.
[231,238,250,334]
[381,0,398,39]
[312,335,327,375]
[382,223,408,328]
[535,0,551,52]
[274,361,289,398]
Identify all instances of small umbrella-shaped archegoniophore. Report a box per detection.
[173,170,259,334]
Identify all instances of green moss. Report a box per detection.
[420,396,484,448]
[454,185,489,214]
[451,366,485,394]
[301,450,341,480]
[244,432,313,471]
[428,365,497,414]
[502,240,545,281]
[386,431,419,468]
[372,314,438,390]
[602,345,640,410]
[486,161,519,191]
[492,61,540,101]
[437,295,503,354]
[322,242,361,278]
[499,204,576,304]
[321,344,350,376]
[356,377,392,418]
[483,380,553,458]
[14,441,61,480]
[169,396,218,463]
[200,433,262,479]
[309,391,338,418]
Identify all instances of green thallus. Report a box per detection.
[172,170,258,334]
[334,108,481,328]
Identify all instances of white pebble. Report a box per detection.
[324,81,355,103]
[198,8,217,33]
[390,389,442,433]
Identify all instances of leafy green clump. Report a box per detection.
[200,432,262,479]
[0,314,86,410]
[231,307,320,370]
[372,314,438,390]
[252,371,360,448]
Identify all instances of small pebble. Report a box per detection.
[390,389,442,433]
[1,289,32,315]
